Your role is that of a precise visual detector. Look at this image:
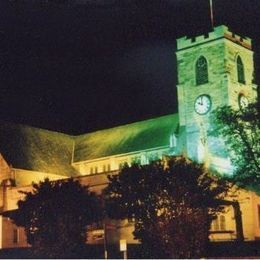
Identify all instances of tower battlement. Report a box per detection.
[177,25,251,50]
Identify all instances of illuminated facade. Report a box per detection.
[0,25,259,248]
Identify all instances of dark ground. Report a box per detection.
[0,241,260,259]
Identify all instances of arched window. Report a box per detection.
[169,133,177,148]
[196,56,208,85]
[219,215,226,231]
[237,55,245,84]
[212,218,219,231]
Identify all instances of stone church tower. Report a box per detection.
[176,25,257,171]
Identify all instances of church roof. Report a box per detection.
[73,113,179,162]
[0,122,77,177]
[0,113,179,175]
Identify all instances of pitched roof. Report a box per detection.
[74,113,179,162]
[0,114,179,174]
[0,122,77,177]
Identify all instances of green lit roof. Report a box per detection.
[74,114,179,162]
[0,114,179,175]
[0,122,78,177]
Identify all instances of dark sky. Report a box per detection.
[0,0,259,134]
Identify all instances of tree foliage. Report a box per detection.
[104,156,230,258]
[11,178,101,258]
[210,102,260,192]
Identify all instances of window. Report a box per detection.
[170,134,177,148]
[212,218,219,231]
[211,215,226,231]
[119,163,124,170]
[13,229,19,244]
[141,154,148,165]
[102,164,111,172]
[219,215,226,231]
[196,56,208,85]
[148,153,159,162]
[119,162,128,170]
[237,55,245,84]
[131,156,141,165]
[94,166,98,174]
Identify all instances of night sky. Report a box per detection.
[0,0,259,134]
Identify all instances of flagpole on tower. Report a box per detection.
[209,0,214,28]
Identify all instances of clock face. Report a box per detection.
[238,94,249,109]
[194,95,212,115]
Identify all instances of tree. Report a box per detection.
[210,102,260,192]
[104,156,230,258]
[11,178,102,258]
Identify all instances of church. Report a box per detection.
[0,25,259,248]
